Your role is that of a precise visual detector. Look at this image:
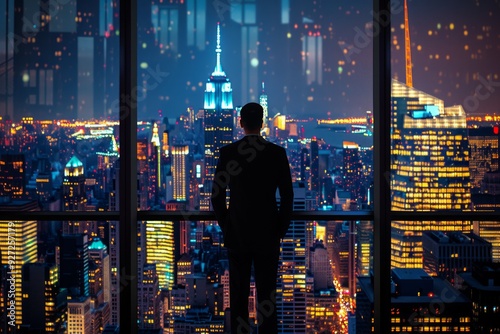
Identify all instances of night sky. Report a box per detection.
[135,0,499,122]
[391,0,500,116]
[7,1,497,121]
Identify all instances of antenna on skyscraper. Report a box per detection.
[212,22,226,77]
[404,0,413,88]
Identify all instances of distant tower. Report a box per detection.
[151,122,161,206]
[310,137,319,194]
[404,0,413,88]
[343,141,363,203]
[259,82,269,136]
[63,156,87,211]
[88,237,111,305]
[202,22,234,210]
[171,145,189,201]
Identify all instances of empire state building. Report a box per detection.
[201,23,234,210]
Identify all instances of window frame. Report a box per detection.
[3,1,500,333]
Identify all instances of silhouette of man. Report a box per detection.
[211,102,294,333]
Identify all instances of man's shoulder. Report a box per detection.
[221,137,286,154]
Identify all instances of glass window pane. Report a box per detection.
[1,0,120,212]
[145,219,372,333]
[0,219,120,331]
[391,0,500,266]
[138,1,373,332]
[138,1,373,212]
[389,0,500,332]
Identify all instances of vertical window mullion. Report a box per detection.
[119,0,138,331]
[373,0,392,333]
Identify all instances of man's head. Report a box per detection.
[240,102,263,133]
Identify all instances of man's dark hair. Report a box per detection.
[240,102,263,131]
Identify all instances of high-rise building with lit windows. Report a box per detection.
[310,138,319,195]
[0,154,25,199]
[356,220,373,278]
[277,184,310,333]
[343,141,363,203]
[88,237,111,306]
[391,79,472,268]
[146,221,175,289]
[202,23,234,211]
[171,145,189,201]
[138,263,161,329]
[473,218,500,262]
[67,296,92,334]
[63,155,87,211]
[0,199,38,326]
[468,126,499,191]
[22,263,67,333]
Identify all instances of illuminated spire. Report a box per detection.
[151,122,160,147]
[404,0,413,87]
[212,22,226,77]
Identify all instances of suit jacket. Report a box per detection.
[211,135,294,252]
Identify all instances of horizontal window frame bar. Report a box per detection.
[1,210,499,221]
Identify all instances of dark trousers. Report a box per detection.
[228,247,280,334]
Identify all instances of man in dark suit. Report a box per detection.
[211,102,294,333]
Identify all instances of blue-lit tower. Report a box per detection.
[202,23,234,210]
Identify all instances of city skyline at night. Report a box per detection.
[1,1,500,333]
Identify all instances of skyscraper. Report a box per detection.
[22,263,67,333]
[171,145,189,201]
[259,82,269,136]
[310,137,319,195]
[67,296,92,334]
[390,0,471,268]
[277,184,309,333]
[146,220,175,289]
[63,155,87,211]
[138,263,161,329]
[468,126,499,191]
[0,199,38,326]
[88,237,111,306]
[343,141,364,204]
[60,233,90,298]
[202,23,234,210]
[391,80,472,268]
